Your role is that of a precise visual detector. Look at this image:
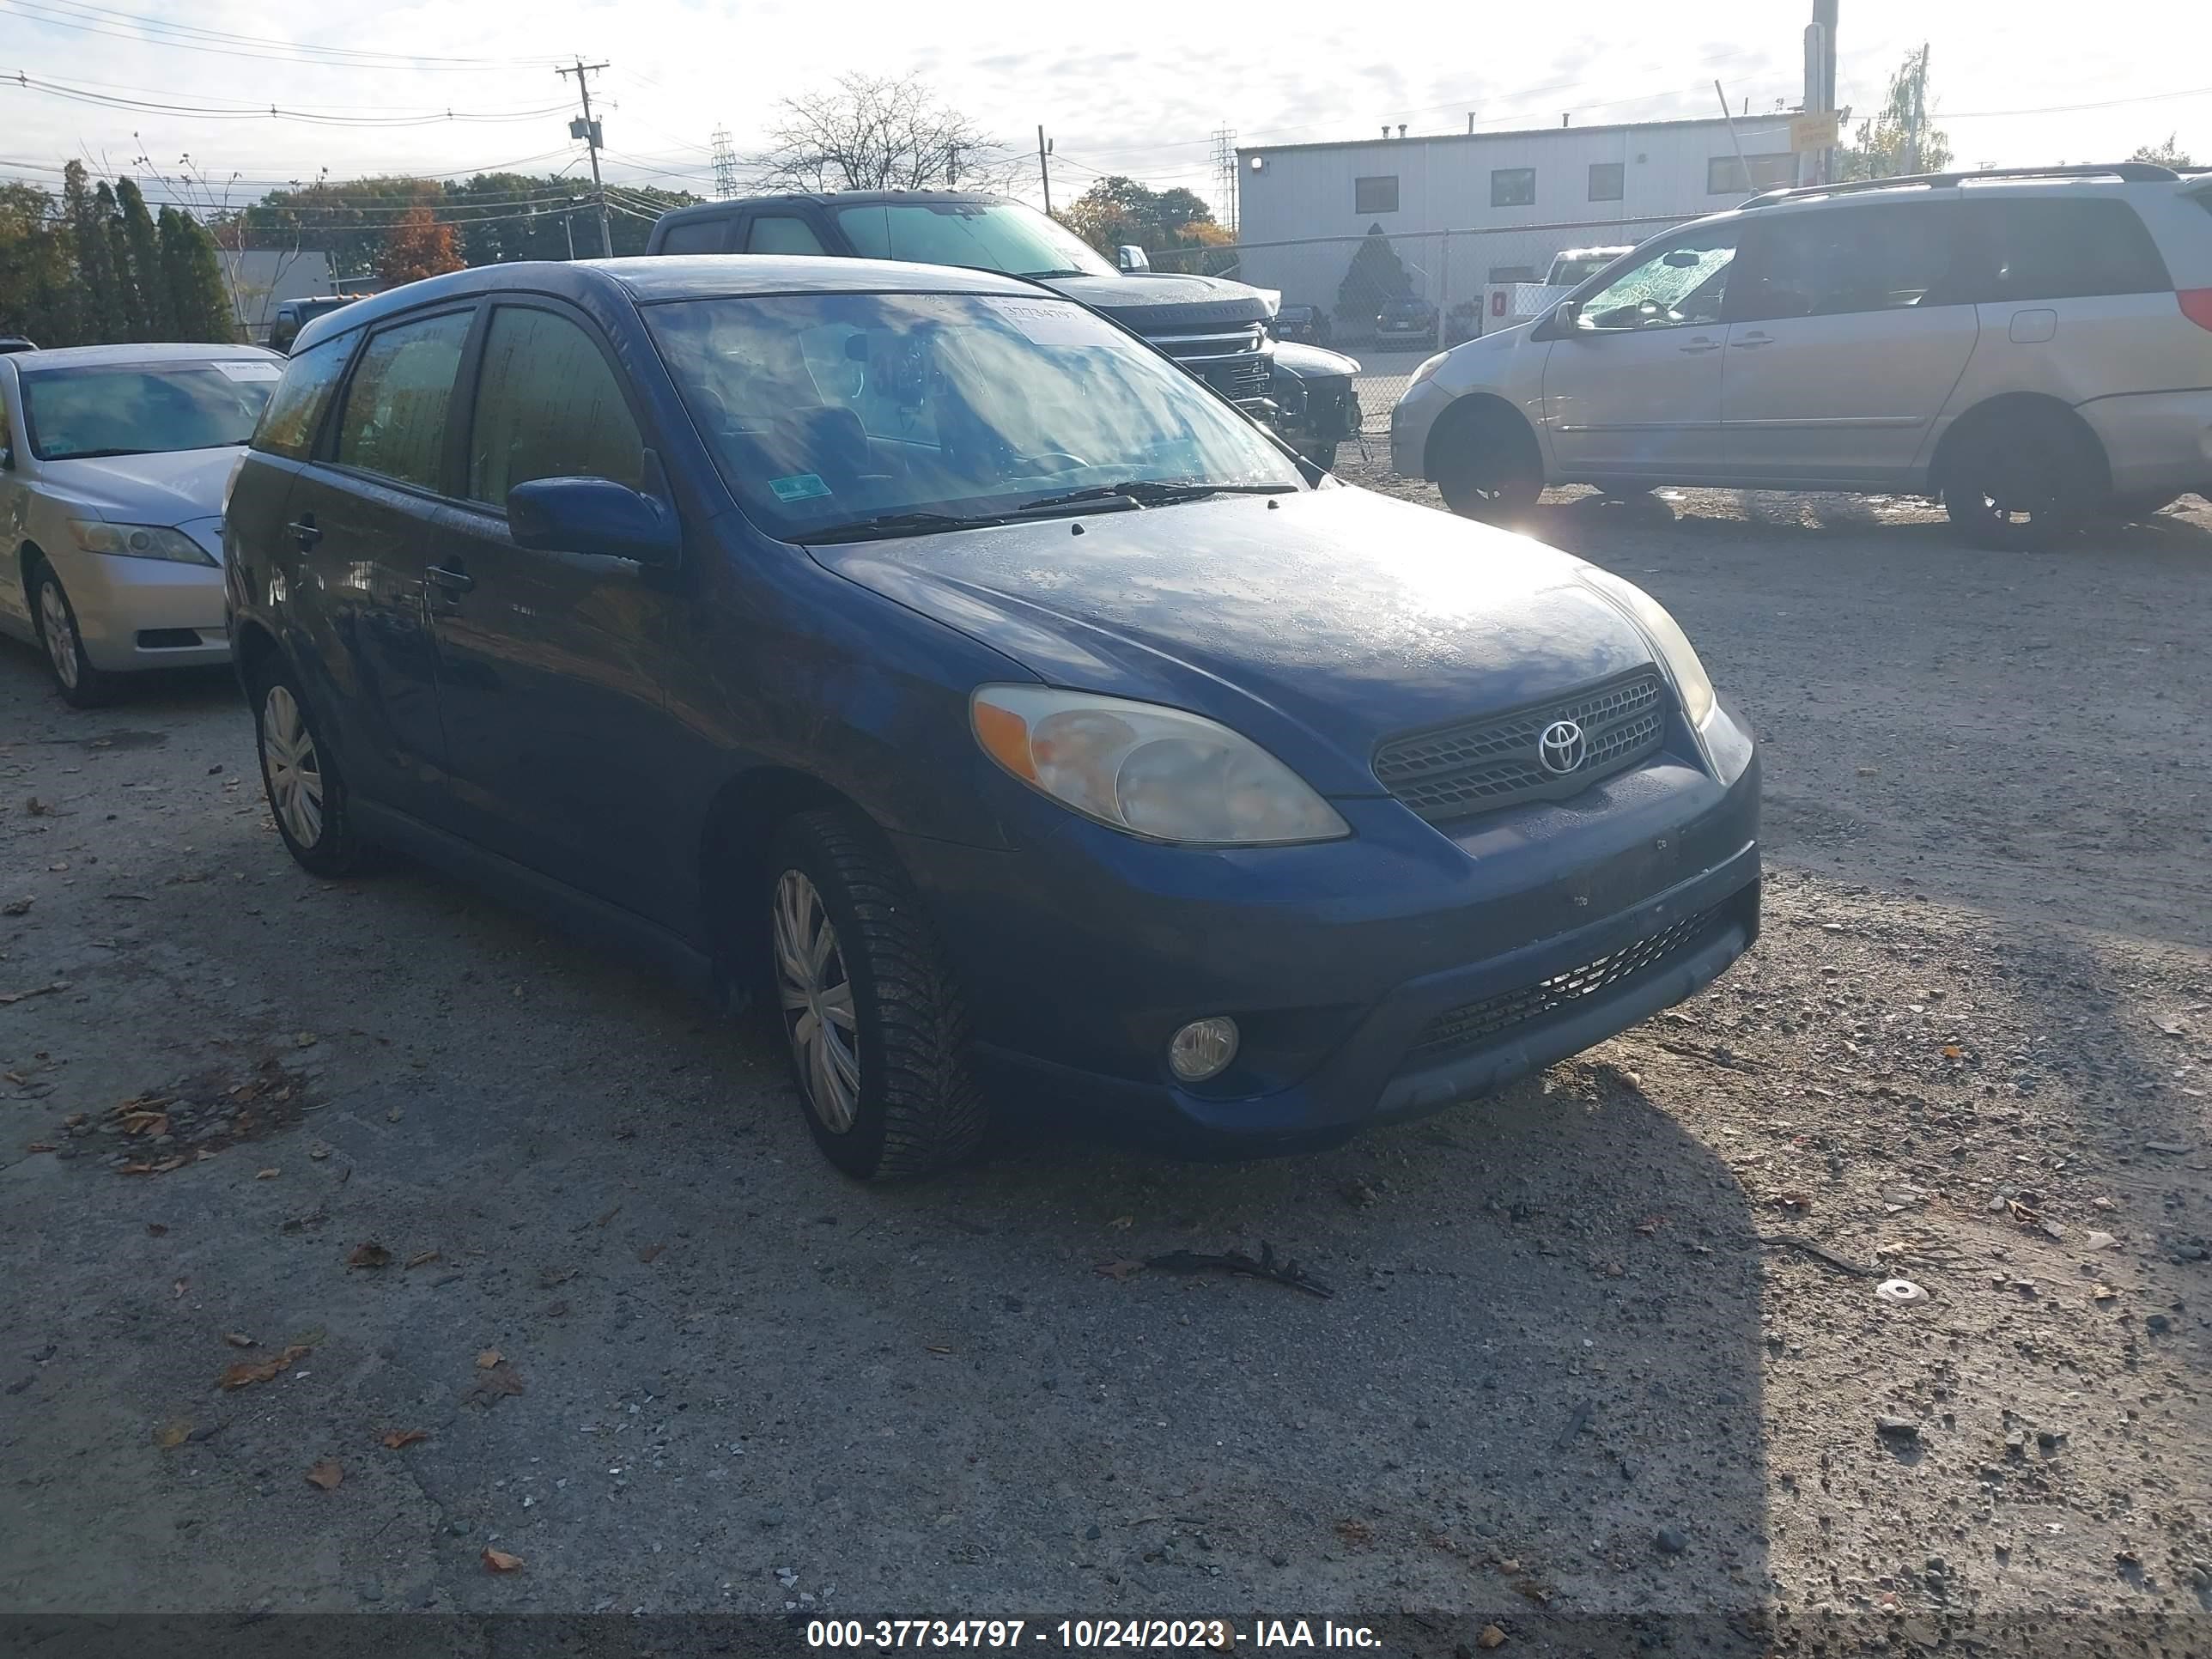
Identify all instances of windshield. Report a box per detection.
[834,200,1119,280]
[645,290,1303,541]
[22,360,279,461]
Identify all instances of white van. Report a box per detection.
[1390,164,2212,547]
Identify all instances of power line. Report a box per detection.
[2,72,571,125]
[0,0,553,70]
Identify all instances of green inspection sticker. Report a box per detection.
[769,472,832,502]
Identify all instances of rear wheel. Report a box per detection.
[767,809,985,1181]
[1940,408,2095,550]
[252,657,374,876]
[1431,403,1542,524]
[30,563,120,708]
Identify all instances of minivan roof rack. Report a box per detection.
[1740,161,2181,209]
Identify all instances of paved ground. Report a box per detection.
[3,483,2209,1651]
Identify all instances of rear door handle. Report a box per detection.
[1730,332,1776,349]
[287,515,321,549]
[1677,337,1721,355]
[425,563,475,594]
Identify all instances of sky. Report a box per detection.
[1,0,2206,223]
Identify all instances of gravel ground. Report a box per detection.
[2,477,2209,1653]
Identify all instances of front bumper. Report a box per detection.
[897,716,1760,1147]
[1389,377,1453,478]
[48,546,230,672]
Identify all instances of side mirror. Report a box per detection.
[1116,244,1151,274]
[1553,299,1583,332]
[507,476,679,567]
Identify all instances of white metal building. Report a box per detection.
[1236,115,1804,320]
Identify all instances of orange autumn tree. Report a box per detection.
[377,206,463,288]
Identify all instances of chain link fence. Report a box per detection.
[1158,215,1698,447]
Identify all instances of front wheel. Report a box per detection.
[31,564,121,708]
[767,810,985,1181]
[1297,437,1340,471]
[1431,404,1542,524]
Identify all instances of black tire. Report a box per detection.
[250,654,374,877]
[766,809,985,1182]
[1298,437,1340,471]
[1940,407,2095,551]
[29,562,122,709]
[2112,492,2182,522]
[1431,403,1542,524]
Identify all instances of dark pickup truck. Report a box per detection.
[644,191,1364,467]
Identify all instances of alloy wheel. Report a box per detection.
[772,867,861,1133]
[38,580,78,691]
[260,684,325,848]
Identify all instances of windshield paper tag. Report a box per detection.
[979,296,1111,347]
[769,472,832,502]
[215,361,283,381]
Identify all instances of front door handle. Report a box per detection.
[1730,332,1776,349]
[287,515,321,550]
[1677,337,1721,355]
[425,563,475,594]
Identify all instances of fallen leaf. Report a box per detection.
[145,1223,167,1237]
[592,1205,620,1229]
[404,1249,441,1270]
[307,1143,331,1161]
[25,1141,55,1154]
[1942,1044,1963,1060]
[1096,1259,1146,1282]
[1477,1624,1507,1650]
[1,898,30,916]
[926,1343,953,1355]
[0,981,71,1005]
[149,1156,185,1174]
[255,1169,279,1181]
[2093,1284,2118,1302]
[217,1344,310,1389]
[222,1332,257,1349]
[294,1032,319,1048]
[1107,1215,1133,1231]
[381,1428,429,1450]
[154,1418,191,1449]
[289,1327,328,1348]
[346,1242,392,1270]
[172,1278,188,1299]
[465,1364,526,1407]
[538,1267,575,1289]
[1497,1558,1523,1574]
[1333,1518,1373,1547]
[636,1243,665,1264]
[304,1459,343,1491]
[476,1349,502,1370]
[481,1547,523,1573]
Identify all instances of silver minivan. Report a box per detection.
[1390,163,2212,548]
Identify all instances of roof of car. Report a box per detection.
[8,342,279,373]
[656,190,1006,218]
[290,255,1047,353]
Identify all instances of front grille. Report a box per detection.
[1373,671,1667,823]
[1413,903,1727,1059]
[1146,323,1271,403]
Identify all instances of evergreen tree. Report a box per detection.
[167,210,240,343]
[64,162,127,343]
[114,178,173,338]
[0,182,79,343]
[1335,222,1412,325]
[96,183,149,340]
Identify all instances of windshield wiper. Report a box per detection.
[1015,268,1097,280]
[46,447,157,460]
[1012,479,1296,515]
[800,509,1008,544]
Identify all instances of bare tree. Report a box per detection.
[750,75,1007,192]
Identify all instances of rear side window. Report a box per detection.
[1734,204,1970,321]
[1969,198,2170,301]
[465,306,644,507]
[333,309,472,491]
[253,335,350,459]
[745,215,827,254]
[658,217,732,254]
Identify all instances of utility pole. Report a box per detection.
[1809,0,1838,185]
[1036,125,1053,215]
[710,126,738,199]
[556,58,613,258]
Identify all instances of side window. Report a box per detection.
[1491,168,1535,208]
[1734,205,1968,322]
[252,334,351,459]
[1575,228,1739,330]
[657,217,732,255]
[466,307,644,507]
[744,216,827,255]
[333,310,472,490]
[1970,198,2170,302]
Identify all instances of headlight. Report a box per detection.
[67,520,215,566]
[1407,350,1449,389]
[971,685,1349,846]
[1576,567,1717,727]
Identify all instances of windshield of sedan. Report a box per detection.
[645,290,1303,541]
[833,200,1119,281]
[21,360,279,461]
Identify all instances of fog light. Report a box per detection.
[1167,1017,1239,1083]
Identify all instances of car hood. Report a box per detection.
[1034,271,1274,334]
[33,447,243,525]
[808,486,1655,793]
[1272,340,1360,380]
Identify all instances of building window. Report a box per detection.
[1354,175,1398,216]
[1486,265,1539,284]
[1588,161,1624,202]
[1490,167,1536,208]
[1708,153,1797,194]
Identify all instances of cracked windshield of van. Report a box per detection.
[645,291,1302,543]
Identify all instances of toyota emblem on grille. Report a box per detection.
[1537,720,1588,775]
